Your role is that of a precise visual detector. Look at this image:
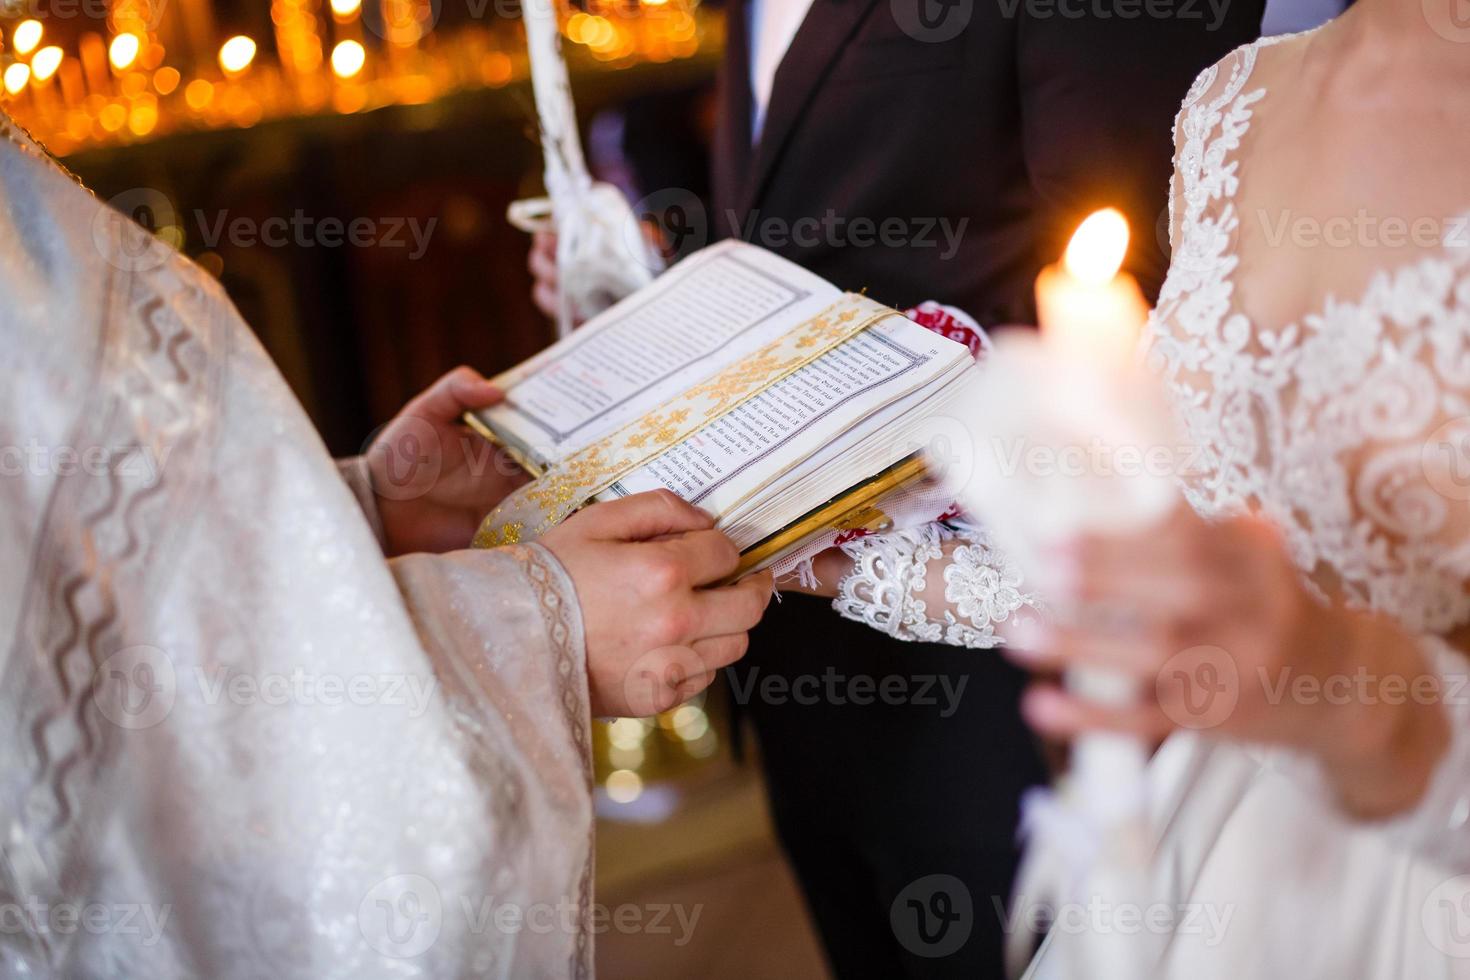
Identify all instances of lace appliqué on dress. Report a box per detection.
[1145,36,1470,867]
[833,521,1039,648]
[1147,39,1470,638]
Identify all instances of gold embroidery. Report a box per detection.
[685,349,804,419]
[473,521,524,548]
[625,408,691,449]
[517,448,617,535]
[794,308,860,349]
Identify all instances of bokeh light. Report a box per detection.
[605,769,643,804]
[218,35,257,76]
[30,47,63,82]
[109,33,142,72]
[153,66,181,95]
[3,63,29,96]
[11,20,43,57]
[330,39,365,79]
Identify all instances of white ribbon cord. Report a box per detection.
[518,0,662,336]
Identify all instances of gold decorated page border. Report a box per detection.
[473,293,895,548]
[722,453,928,583]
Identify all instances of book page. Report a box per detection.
[603,315,971,525]
[479,241,840,463]
[724,366,976,548]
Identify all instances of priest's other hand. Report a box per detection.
[368,366,530,556]
[541,490,774,718]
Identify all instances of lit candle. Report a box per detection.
[179,0,218,69]
[1035,207,1150,371]
[330,39,366,78]
[12,19,44,58]
[940,207,1171,555]
[219,35,258,77]
[1032,208,1161,760]
[2,62,32,117]
[109,33,143,73]
[2,63,30,98]
[933,207,1177,978]
[27,46,64,124]
[79,33,112,94]
[30,46,64,83]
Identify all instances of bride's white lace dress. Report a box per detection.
[837,31,1470,977]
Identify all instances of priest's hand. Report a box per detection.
[368,367,530,556]
[541,490,774,718]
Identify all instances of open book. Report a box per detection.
[467,240,979,574]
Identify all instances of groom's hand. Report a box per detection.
[541,490,774,718]
[369,366,529,556]
[527,231,561,322]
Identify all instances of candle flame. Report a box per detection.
[331,40,366,79]
[109,33,142,72]
[3,63,29,95]
[12,20,43,57]
[219,36,258,76]
[1063,208,1130,286]
[30,46,63,82]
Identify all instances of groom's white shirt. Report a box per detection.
[748,0,817,141]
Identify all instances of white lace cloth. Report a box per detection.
[833,518,1042,648]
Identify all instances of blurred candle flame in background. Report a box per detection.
[3,62,28,95]
[1,0,714,155]
[12,19,42,56]
[218,35,257,75]
[31,46,63,81]
[330,38,365,78]
[108,32,141,72]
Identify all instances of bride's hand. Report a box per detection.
[1011,505,1450,819]
[367,367,530,556]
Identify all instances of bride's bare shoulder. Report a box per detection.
[1179,24,1330,114]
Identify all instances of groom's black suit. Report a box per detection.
[713,1,1263,976]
